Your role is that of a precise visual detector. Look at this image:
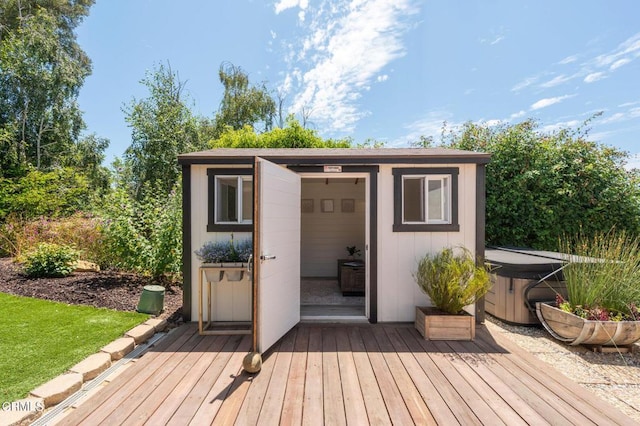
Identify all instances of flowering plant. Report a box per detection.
[195,236,252,264]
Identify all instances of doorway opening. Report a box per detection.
[299,176,368,321]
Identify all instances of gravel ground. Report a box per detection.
[485,315,640,422]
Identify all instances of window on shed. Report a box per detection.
[207,169,253,232]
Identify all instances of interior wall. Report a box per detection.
[301,178,365,277]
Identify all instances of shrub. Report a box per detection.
[23,243,80,278]
[414,247,491,314]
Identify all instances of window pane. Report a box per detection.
[403,177,424,222]
[242,179,253,222]
[217,178,238,222]
[427,179,443,221]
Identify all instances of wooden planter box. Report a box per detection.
[415,306,475,341]
[536,302,640,346]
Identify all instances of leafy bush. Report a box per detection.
[414,247,491,314]
[195,236,252,264]
[23,243,79,278]
[99,183,182,278]
[443,118,640,250]
[558,230,640,320]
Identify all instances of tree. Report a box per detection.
[443,118,640,250]
[213,62,276,137]
[0,2,93,176]
[123,63,207,198]
[209,115,351,149]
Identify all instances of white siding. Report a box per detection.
[190,165,252,322]
[376,164,477,322]
[300,179,366,277]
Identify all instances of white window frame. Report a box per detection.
[401,174,452,225]
[214,175,253,225]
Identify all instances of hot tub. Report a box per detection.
[485,248,568,325]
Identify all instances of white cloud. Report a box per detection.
[483,119,502,126]
[531,94,575,110]
[610,58,631,70]
[376,74,388,82]
[540,119,580,133]
[511,76,538,92]
[510,110,526,119]
[275,0,308,14]
[539,74,573,88]
[558,55,578,65]
[625,153,640,170]
[281,0,420,133]
[601,106,640,124]
[584,72,606,83]
[490,35,504,45]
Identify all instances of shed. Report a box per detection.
[178,148,490,353]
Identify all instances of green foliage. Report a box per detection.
[414,247,491,314]
[99,183,182,278]
[0,167,94,222]
[123,62,207,199]
[23,242,79,277]
[443,118,640,250]
[560,230,640,318]
[210,116,352,148]
[0,5,93,175]
[0,292,147,402]
[213,62,277,137]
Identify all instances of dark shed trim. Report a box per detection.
[475,164,487,324]
[182,164,192,321]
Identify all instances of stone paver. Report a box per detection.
[125,324,155,345]
[145,318,167,332]
[69,352,112,381]
[30,373,82,408]
[101,337,135,361]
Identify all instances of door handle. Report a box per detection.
[260,255,277,260]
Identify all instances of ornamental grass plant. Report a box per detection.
[558,230,640,321]
[414,247,491,315]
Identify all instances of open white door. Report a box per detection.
[254,158,301,353]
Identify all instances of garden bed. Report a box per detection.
[0,258,183,326]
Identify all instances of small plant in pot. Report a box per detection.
[195,236,252,282]
[537,230,640,347]
[413,247,491,340]
[346,245,361,259]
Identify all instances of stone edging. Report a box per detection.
[1,318,167,426]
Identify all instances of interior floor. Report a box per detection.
[300,278,366,319]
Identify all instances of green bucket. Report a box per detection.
[137,285,165,315]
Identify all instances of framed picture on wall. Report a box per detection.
[321,199,334,213]
[341,198,355,213]
[301,199,314,213]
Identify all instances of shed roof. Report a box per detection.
[177,147,490,165]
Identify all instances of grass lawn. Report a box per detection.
[0,292,149,402]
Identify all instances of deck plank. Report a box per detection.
[371,326,436,425]
[321,327,347,426]
[54,323,638,426]
[280,326,309,426]
[182,334,250,425]
[347,327,391,425]
[334,327,368,426]
[302,327,324,426]
[359,327,414,425]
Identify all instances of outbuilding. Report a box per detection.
[178,148,490,353]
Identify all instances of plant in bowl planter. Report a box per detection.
[536,231,640,347]
[346,245,361,259]
[195,236,252,282]
[413,247,490,340]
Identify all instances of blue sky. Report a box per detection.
[76,0,640,166]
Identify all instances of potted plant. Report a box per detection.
[195,236,252,282]
[413,247,491,340]
[346,245,361,260]
[536,231,640,347]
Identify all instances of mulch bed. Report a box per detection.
[0,258,183,327]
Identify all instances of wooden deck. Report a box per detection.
[56,322,637,425]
